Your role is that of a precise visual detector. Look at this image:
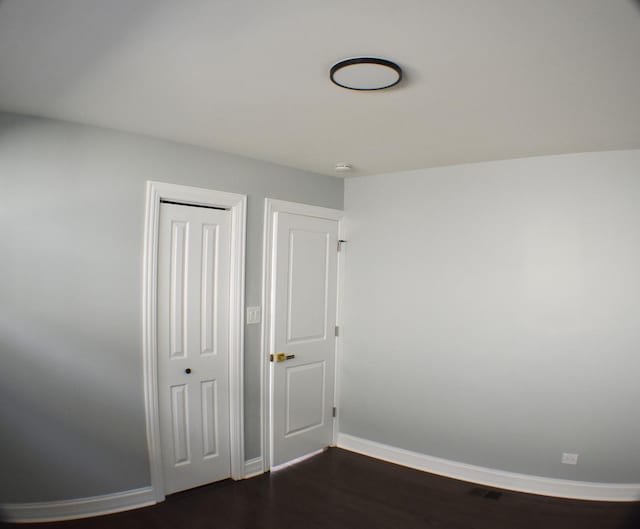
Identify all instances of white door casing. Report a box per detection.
[157,203,231,494]
[262,200,343,469]
[143,181,246,503]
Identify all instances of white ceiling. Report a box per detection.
[1,0,639,177]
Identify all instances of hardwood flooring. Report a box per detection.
[4,448,639,529]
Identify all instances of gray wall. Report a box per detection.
[0,113,343,503]
[341,150,640,484]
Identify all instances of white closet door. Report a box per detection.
[157,202,231,494]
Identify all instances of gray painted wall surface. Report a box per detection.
[0,113,343,503]
[341,150,640,484]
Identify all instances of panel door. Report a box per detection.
[157,202,231,494]
[271,212,339,467]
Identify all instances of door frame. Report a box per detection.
[260,198,344,472]
[142,181,247,502]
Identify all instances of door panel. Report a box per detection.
[158,203,231,495]
[200,224,218,356]
[201,379,218,457]
[271,212,339,467]
[170,384,189,464]
[285,361,326,435]
[169,221,187,358]
[287,230,329,343]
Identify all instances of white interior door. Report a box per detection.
[270,211,339,467]
[157,202,231,494]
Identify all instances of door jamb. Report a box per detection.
[143,181,246,502]
[260,198,344,472]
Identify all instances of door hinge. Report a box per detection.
[332,406,337,418]
[335,325,340,337]
[337,239,347,252]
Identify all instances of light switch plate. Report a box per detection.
[246,306,261,325]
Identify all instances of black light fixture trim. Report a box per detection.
[330,57,403,91]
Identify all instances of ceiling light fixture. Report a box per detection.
[330,57,402,91]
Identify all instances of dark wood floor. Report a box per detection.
[4,448,640,529]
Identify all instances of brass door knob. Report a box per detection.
[271,353,296,362]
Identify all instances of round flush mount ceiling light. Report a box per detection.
[330,57,402,91]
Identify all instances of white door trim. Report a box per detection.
[260,198,344,472]
[143,181,246,502]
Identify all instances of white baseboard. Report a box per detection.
[337,433,640,502]
[3,455,269,524]
[1,486,157,523]
[244,457,264,479]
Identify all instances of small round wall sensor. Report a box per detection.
[334,163,353,173]
[330,57,402,91]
